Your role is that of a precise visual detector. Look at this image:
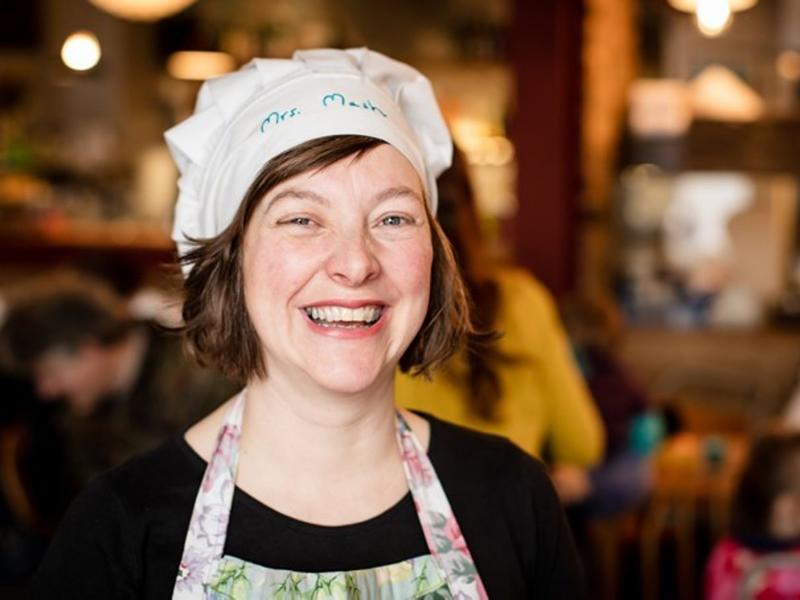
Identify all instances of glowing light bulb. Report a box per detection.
[61,31,101,71]
[696,0,732,37]
[668,0,756,12]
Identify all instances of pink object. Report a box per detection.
[706,537,800,600]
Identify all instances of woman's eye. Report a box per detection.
[381,215,409,227]
[281,216,313,226]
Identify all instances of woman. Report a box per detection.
[30,48,584,599]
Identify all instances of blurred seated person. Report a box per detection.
[705,431,800,599]
[560,293,661,517]
[0,271,236,486]
[396,149,605,495]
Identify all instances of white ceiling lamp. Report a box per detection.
[87,0,197,22]
[61,30,102,71]
[695,0,732,37]
[667,0,757,12]
[668,0,758,38]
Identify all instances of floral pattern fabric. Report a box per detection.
[172,391,487,599]
[207,554,450,599]
[174,393,244,596]
[395,414,488,599]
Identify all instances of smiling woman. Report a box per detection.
[247,144,437,398]
[29,49,586,599]
[180,136,465,389]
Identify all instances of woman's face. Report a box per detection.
[242,144,432,395]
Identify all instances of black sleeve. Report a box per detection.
[522,454,587,599]
[28,475,140,599]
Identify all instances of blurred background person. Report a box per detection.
[396,148,605,502]
[561,292,663,518]
[705,431,800,599]
[0,271,236,487]
[559,292,664,600]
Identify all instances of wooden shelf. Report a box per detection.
[0,218,174,252]
[0,219,177,287]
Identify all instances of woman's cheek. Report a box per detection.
[397,236,433,288]
[256,235,323,272]
[242,239,312,313]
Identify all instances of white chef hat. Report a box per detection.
[165,47,453,267]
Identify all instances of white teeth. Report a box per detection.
[305,305,383,325]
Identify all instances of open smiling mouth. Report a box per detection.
[303,305,386,329]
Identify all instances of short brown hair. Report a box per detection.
[179,135,474,382]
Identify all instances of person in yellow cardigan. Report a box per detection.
[397,150,605,482]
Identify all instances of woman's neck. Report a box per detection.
[232,371,422,525]
[184,368,431,525]
[241,372,400,481]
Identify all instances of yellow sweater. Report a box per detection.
[397,268,605,466]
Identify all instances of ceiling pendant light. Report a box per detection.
[695,0,732,37]
[87,0,197,22]
[61,30,102,71]
[667,0,757,12]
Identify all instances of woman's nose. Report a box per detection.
[326,232,381,286]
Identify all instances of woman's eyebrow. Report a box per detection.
[265,188,329,211]
[373,185,423,204]
[265,185,422,212]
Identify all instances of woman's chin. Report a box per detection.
[305,362,391,396]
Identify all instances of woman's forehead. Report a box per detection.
[267,145,425,205]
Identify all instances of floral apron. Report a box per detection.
[172,392,489,599]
